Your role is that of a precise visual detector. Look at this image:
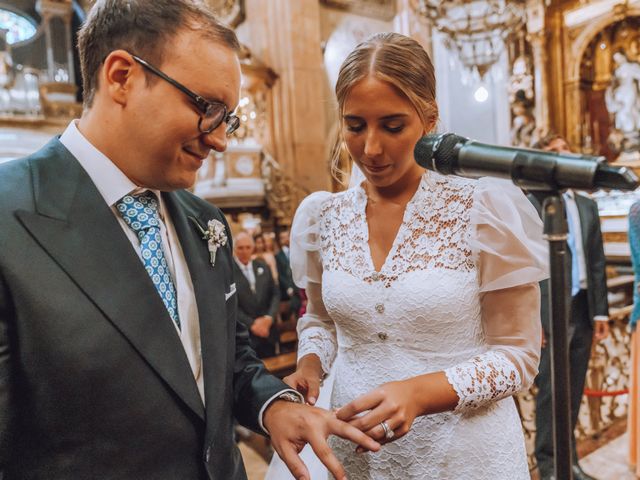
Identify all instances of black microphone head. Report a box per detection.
[414,133,468,175]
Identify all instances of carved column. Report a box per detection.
[526,0,549,138]
[529,31,549,137]
[241,0,331,199]
[38,0,75,84]
[546,7,566,137]
[565,79,582,148]
[394,0,432,58]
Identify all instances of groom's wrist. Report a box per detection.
[259,389,304,434]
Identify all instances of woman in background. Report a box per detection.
[284,32,548,479]
[628,199,640,476]
[253,231,279,283]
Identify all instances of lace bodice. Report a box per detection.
[318,174,476,288]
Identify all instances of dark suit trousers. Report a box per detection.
[534,289,593,477]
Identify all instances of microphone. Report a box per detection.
[414,132,639,191]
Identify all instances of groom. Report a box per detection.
[0,1,377,479]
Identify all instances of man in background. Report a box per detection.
[530,133,610,480]
[234,231,280,358]
[276,229,301,321]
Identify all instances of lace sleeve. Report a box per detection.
[445,179,546,413]
[444,283,541,413]
[291,191,337,374]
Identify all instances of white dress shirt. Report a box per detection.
[563,190,587,290]
[235,258,256,292]
[60,121,205,402]
[564,190,608,322]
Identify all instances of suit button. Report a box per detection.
[377,332,388,341]
[375,303,385,314]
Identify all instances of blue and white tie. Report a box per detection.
[116,191,181,330]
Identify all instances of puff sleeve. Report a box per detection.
[290,191,336,375]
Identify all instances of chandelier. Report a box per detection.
[412,0,527,79]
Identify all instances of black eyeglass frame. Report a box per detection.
[132,54,240,135]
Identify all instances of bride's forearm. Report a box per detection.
[296,353,324,377]
[407,372,459,416]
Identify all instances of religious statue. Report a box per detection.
[605,51,640,135]
[508,56,536,147]
[0,29,15,114]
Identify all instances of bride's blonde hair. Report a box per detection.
[331,32,439,183]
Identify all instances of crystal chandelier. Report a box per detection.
[412,0,526,79]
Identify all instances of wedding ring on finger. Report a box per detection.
[380,421,394,440]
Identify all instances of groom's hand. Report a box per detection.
[263,400,380,480]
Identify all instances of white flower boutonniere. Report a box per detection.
[257,266,265,275]
[189,217,228,267]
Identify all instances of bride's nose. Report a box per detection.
[364,129,383,157]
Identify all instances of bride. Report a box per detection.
[270,32,547,479]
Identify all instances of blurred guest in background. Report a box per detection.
[234,231,280,358]
[253,231,279,283]
[276,229,301,322]
[627,199,640,477]
[529,133,609,480]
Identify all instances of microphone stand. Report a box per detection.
[415,134,640,480]
[540,193,573,480]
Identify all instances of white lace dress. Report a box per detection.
[289,172,548,480]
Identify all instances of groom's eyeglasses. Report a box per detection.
[132,55,240,136]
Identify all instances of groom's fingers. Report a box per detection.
[307,434,348,480]
[277,443,311,480]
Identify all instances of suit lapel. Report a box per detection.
[16,140,205,420]
[575,194,591,252]
[163,192,230,438]
[252,262,267,297]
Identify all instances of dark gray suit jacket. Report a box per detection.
[528,192,609,329]
[234,259,280,329]
[0,139,288,480]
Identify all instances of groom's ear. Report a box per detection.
[100,50,139,107]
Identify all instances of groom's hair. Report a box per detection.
[77,0,239,108]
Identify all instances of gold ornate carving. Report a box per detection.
[38,82,82,119]
[320,0,396,20]
[206,0,245,27]
[261,151,309,227]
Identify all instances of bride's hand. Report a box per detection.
[336,372,458,450]
[335,378,423,448]
[283,354,324,405]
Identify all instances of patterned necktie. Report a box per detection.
[116,191,181,330]
[564,194,581,296]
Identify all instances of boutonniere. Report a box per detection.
[257,266,265,275]
[188,217,228,267]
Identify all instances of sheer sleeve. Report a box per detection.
[468,177,548,292]
[444,178,548,413]
[290,191,337,375]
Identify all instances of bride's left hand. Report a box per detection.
[335,378,423,448]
